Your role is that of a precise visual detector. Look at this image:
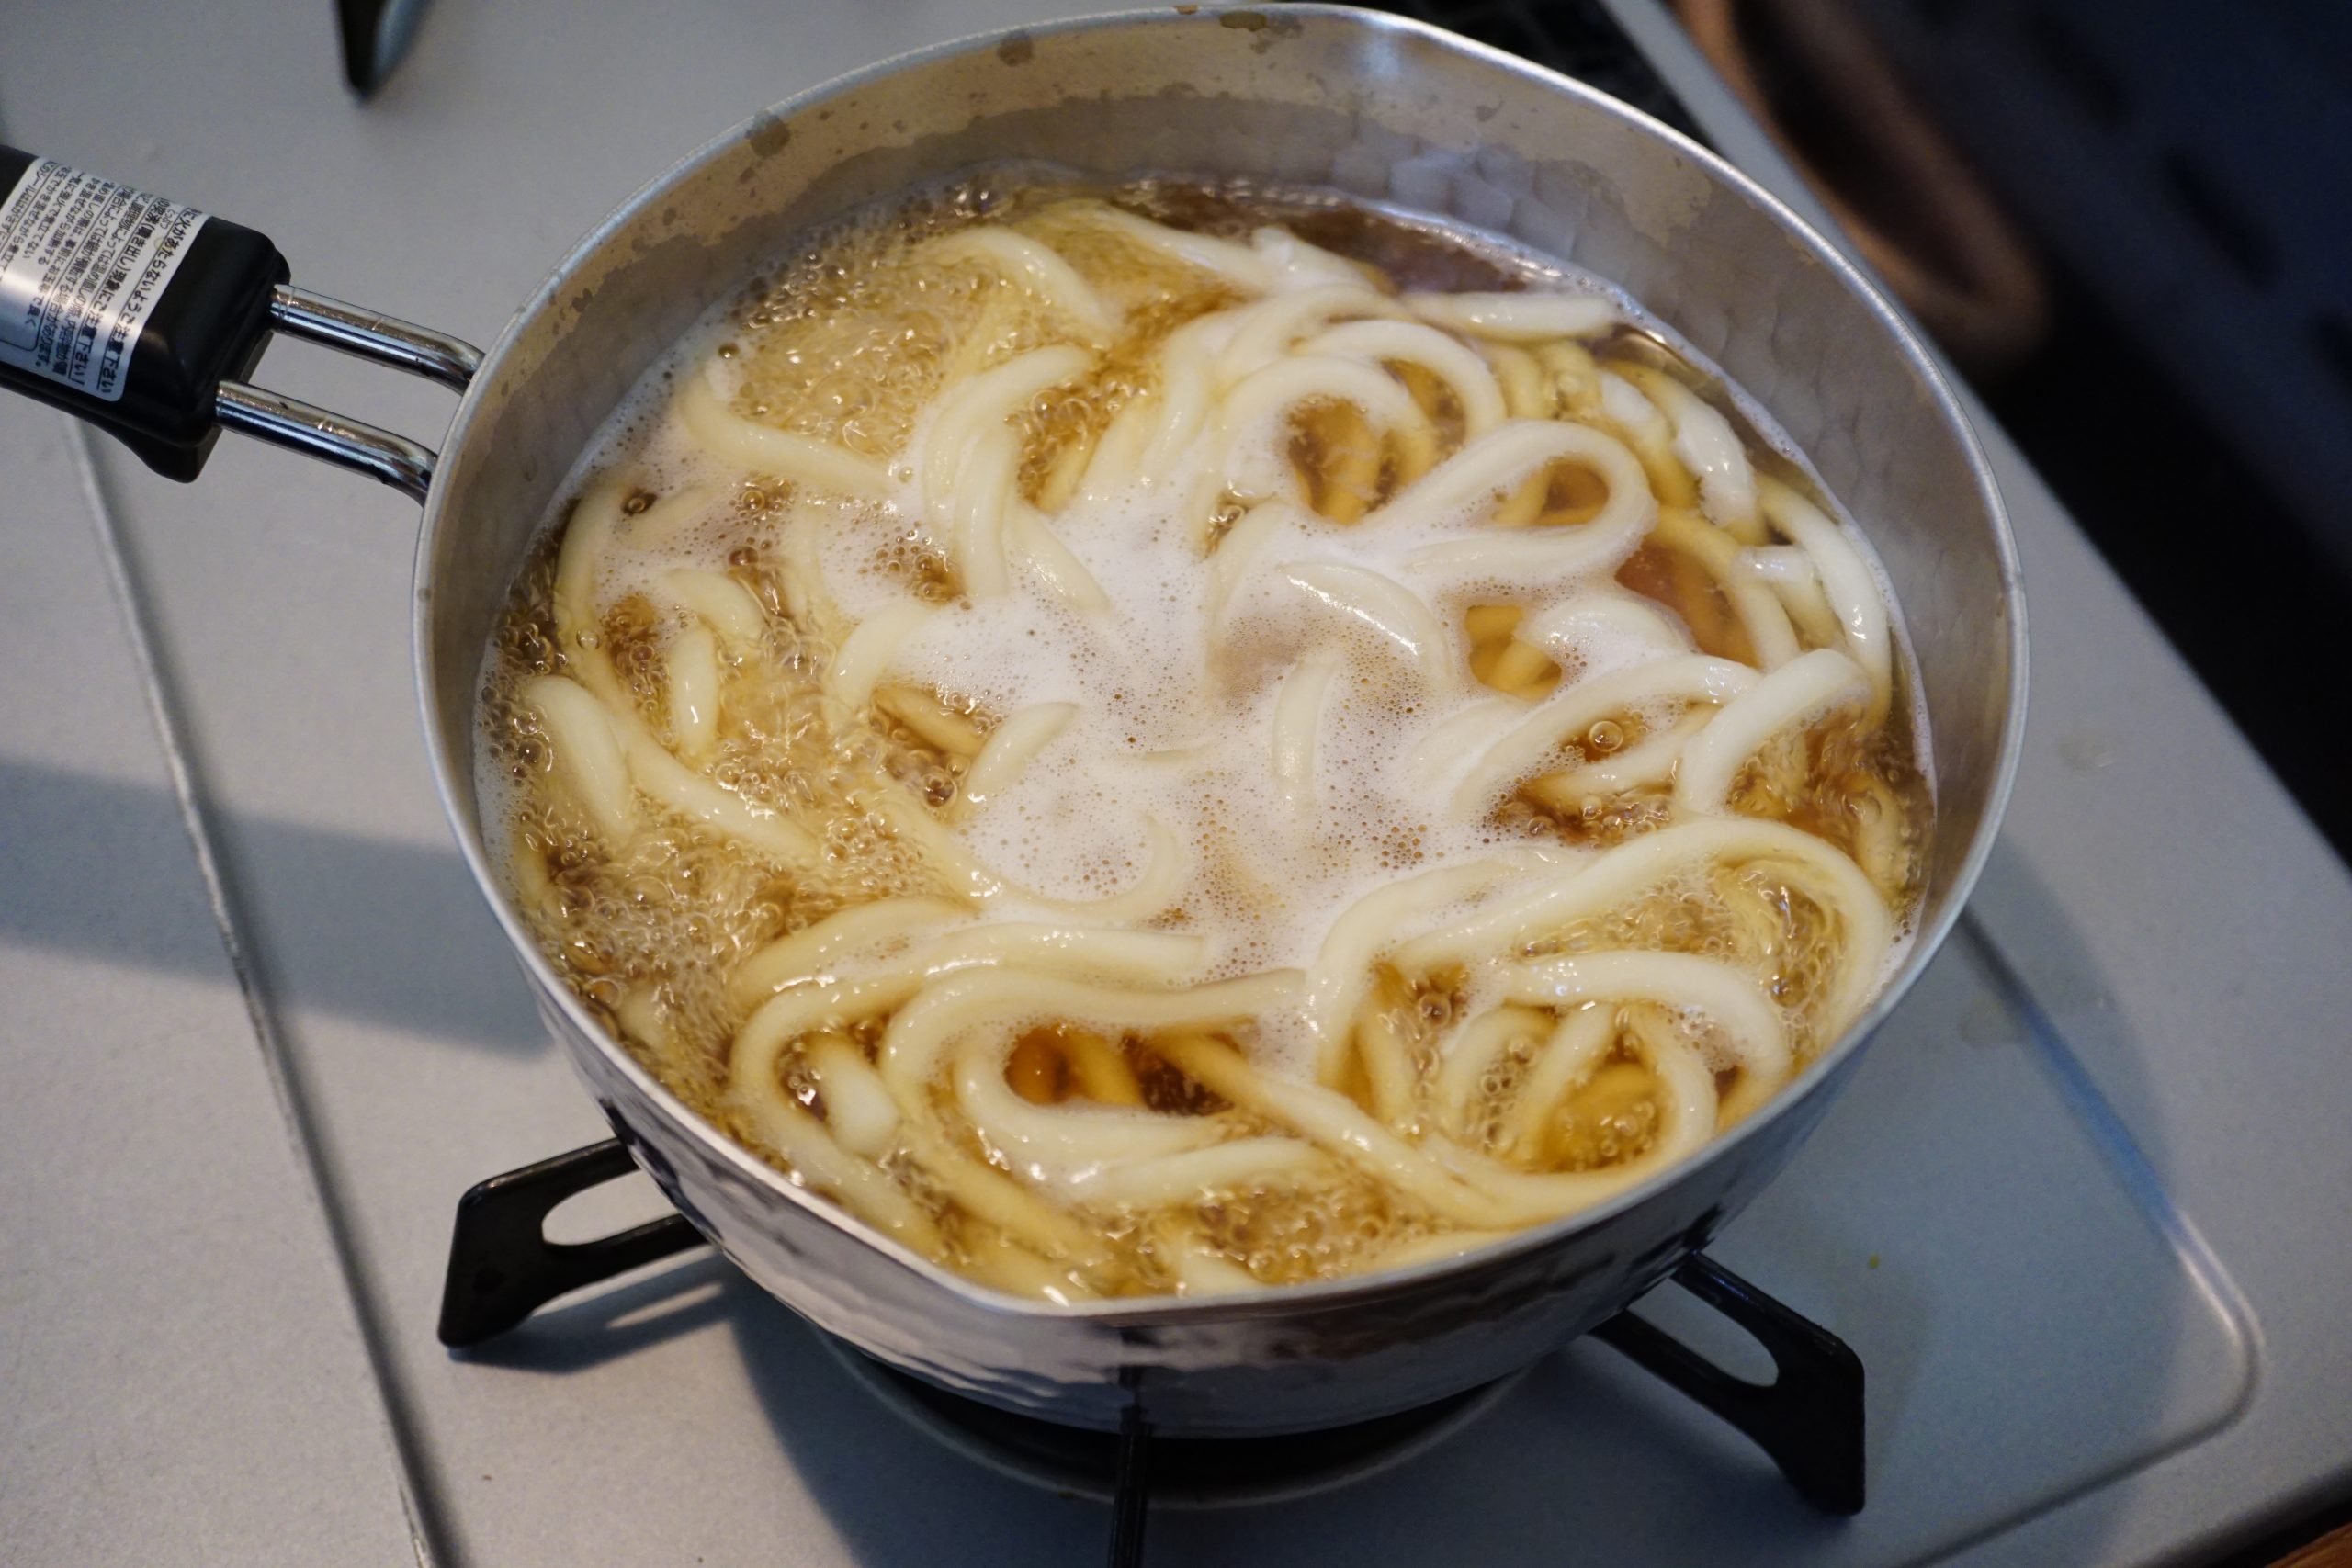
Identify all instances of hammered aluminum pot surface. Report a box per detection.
[417,6,2026,1436]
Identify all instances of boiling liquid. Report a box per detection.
[479,172,1932,1299]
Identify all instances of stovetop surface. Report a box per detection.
[2,4,2346,1567]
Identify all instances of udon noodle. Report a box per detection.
[480,174,1931,1303]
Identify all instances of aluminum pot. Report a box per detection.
[1,6,2024,1438]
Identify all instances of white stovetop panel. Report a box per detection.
[2,4,2346,1566]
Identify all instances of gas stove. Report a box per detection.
[2,3,2346,1567]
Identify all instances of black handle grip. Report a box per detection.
[0,145,288,480]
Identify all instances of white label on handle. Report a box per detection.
[0,159,208,401]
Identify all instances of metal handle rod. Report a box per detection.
[211,286,484,501]
[214,380,440,502]
[265,284,483,391]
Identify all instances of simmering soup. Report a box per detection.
[480,173,1931,1303]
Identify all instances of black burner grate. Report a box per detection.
[439,1137,1865,1568]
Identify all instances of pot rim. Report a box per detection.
[412,2,2029,1327]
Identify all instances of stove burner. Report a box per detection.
[828,1338,1530,1510]
[438,1135,1868,1568]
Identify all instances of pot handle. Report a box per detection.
[1,145,481,502]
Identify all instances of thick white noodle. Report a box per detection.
[1406,695,1540,798]
[1404,290,1618,342]
[1434,1004,1551,1131]
[613,987,670,1055]
[1621,1007,1722,1144]
[1215,354,1428,497]
[969,1235,1102,1303]
[1305,860,1515,1071]
[1726,577,1803,670]
[953,1036,1227,1179]
[1077,393,1155,501]
[1633,370,1758,532]
[803,1035,903,1158]
[1076,203,1276,291]
[548,491,817,863]
[1370,418,1654,546]
[677,369,889,498]
[952,432,1023,598]
[1420,1005,1718,1212]
[910,1109,1114,1264]
[611,724,813,860]
[731,974,925,1129]
[1141,313,1233,476]
[1536,341,1601,412]
[775,502,837,632]
[1598,369,1670,448]
[521,675,635,839]
[919,344,1091,596]
[878,968,1306,1102]
[737,1092,943,1248]
[1747,551,1846,652]
[920,346,1092,500]
[553,478,625,653]
[1759,476,1893,719]
[1062,1136,1327,1208]
[732,897,970,1005]
[1250,226,1370,289]
[665,623,721,761]
[1158,1033,1515,1227]
[1541,709,1712,799]
[1521,591,1691,661]
[1501,951,1792,1095]
[1406,522,1645,581]
[1505,1002,1617,1156]
[1302,319,1509,435]
[740,931,1207,1113]
[1004,505,1113,615]
[927,228,1117,338]
[1446,654,1757,816]
[1270,650,1342,814]
[555,540,823,864]
[963,701,1078,808]
[1673,647,1869,813]
[917,924,1210,984]
[1276,561,1455,685]
[1166,1235,1267,1297]
[1204,502,1291,625]
[1215,283,1399,386]
[620,481,720,551]
[879,787,1192,926]
[619,712,815,863]
[1483,342,1549,419]
[1395,817,1893,1037]
[1197,1210,1312,1292]
[650,568,768,652]
[1741,545,1818,584]
[827,601,933,711]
